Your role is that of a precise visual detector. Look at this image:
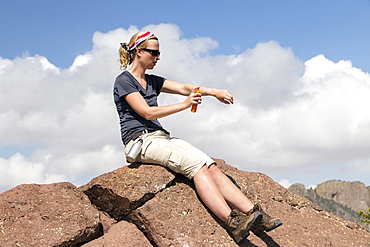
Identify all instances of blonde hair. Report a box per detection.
[119,31,158,70]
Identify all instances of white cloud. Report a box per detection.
[70,54,92,72]
[0,153,52,188]
[279,179,292,188]
[307,184,317,190]
[1,23,370,192]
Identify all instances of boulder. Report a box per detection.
[82,220,152,247]
[79,163,176,221]
[0,182,111,247]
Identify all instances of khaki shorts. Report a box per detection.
[125,130,215,179]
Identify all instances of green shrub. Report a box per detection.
[357,208,370,225]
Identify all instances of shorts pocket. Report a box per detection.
[141,139,171,165]
[167,151,184,174]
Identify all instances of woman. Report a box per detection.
[113,31,281,243]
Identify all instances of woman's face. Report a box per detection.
[138,39,161,70]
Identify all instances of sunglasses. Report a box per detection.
[141,48,161,57]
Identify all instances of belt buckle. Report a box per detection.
[132,130,149,141]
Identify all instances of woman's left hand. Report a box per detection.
[214,89,234,104]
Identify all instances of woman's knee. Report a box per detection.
[208,163,223,176]
[194,163,219,180]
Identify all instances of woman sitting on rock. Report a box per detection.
[113,31,281,243]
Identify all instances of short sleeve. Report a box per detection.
[114,72,139,98]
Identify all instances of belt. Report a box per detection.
[131,129,156,141]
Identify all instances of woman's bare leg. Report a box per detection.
[193,165,231,222]
[207,164,254,213]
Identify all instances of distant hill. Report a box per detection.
[289,180,370,231]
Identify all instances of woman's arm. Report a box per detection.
[124,87,201,120]
[161,79,234,104]
[126,80,234,120]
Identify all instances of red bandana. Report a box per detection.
[128,31,154,51]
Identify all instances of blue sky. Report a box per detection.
[1,0,369,71]
[1,0,370,192]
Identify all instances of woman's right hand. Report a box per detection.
[185,87,202,109]
[126,86,203,120]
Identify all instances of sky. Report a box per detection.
[1,0,370,193]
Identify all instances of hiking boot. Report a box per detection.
[227,208,262,243]
[251,203,282,235]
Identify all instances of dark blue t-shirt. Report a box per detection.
[113,70,168,145]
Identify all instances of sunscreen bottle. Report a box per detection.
[191,87,201,113]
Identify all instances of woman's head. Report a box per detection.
[119,31,159,70]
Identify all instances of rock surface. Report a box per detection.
[0,182,107,247]
[1,159,370,246]
[82,220,152,247]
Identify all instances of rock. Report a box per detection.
[1,159,370,246]
[0,182,109,247]
[129,176,234,246]
[81,159,370,246]
[79,163,176,221]
[82,220,152,247]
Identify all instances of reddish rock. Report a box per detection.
[82,220,152,247]
[0,182,107,247]
[79,163,175,220]
[1,159,370,246]
[216,159,370,246]
[129,176,235,246]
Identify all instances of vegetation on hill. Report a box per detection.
[358,208,370,225]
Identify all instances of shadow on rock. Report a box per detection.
[255,232,281,247]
